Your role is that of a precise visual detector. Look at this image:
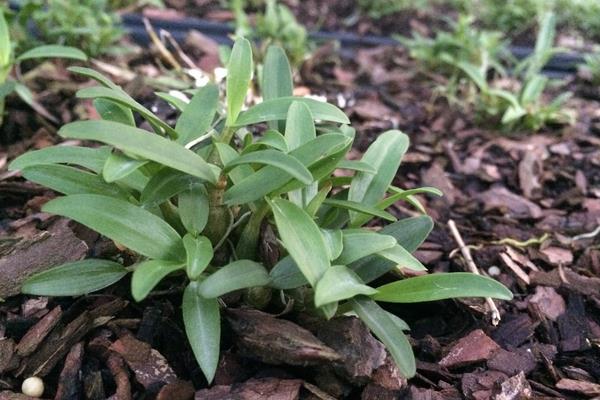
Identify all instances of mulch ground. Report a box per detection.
[1,7,600,400]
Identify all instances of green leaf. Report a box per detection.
[0,10,11,69]
[225,149,313,184]
[214,143,253,184]
[285,101,316,150]
[176,83,219,144]
[235,97,350,126]
[0,80,16,100]
[269,198,330,287]
[373,273,513,303]
[179,184,209,235]
[226,37,253,126]
[182,282,220,383]
[198,260,270,298]
[269,256,305,290]
[337,160,376,173]
[520,75,547,106]
[10,146,108,173]
[377,245,426,272]
[351,216,433,283]
[350,297,415,378]
[17,45,87,62]
[156,92,187,112]
[68,67,121,90]
[335,230,397,265]
[94,98,135,126]
[59,120,219,184]
[315,265,377,307]
[348,130,409,225]
[262,45,293,130]
[321,228,343,261]
[103,152,147,183]
[76,86,176,137]
[22,164,127,198]
[183,234,213,280]
[323,199,396,223]
[251,130,288,152]
[22,259,127,296]
[225,134,351,205]
[131,260,184,302]
[43,194,184,260]
[140,169,199,206]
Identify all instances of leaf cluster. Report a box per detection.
[11,40,512,383]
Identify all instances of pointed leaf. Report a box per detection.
[323,199,396,223]
[235,97,350,126]
[262,45,293,130]
[321,228,343,261]
[17,45,87,62]
[59,120,219,184]
[378,245,426,271]
[68,66,121,90]
[176,83,219,144]
[373,273,513,303]
[182,282,220,383]
[140,169,199,206]
[335,230,397,265]
[226,37,253,126]
[22,259,127,296]
[350,297,415,377]
[183,234,213,280]
[43,194,184,260]
[94,98,135,125]
[198,260,270,298]
[9,145,108,173]
[131,260,184,302]
[103,152,147,183]
[225,149,313,184]
[285,101,316,150]
[315,265,377,307]
[179,184,210,234]
[269,198,329,286]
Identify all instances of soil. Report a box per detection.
[1,4,600,400]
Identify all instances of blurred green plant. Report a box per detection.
[0,9,87,125]
[358,0,431,19]
[580,51,600,85]
[11,39,512,383]
[230,0,308,65]
[20,0,123,57]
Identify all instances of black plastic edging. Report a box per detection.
[124,14,585,76]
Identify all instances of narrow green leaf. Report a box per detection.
[156,92,187,112]
[285,101,316,150]
[76,86,176,137]
[43,194,184,261]
[131,260,184,302]
[17,45,87,62]
[0,11,11,68]
[226,37,253,126]
[214,143,253,184]
[103,152,147,183]
[262,45,293,131]
[315,265,377,307]
[321,229,343,261]
[269,256,306,290]
[0,80,15,100]
[22,164,127,198]
[183,234,213,280]
[350,297,415,378]
[269,198,330,287]
[94,98,135,126]
[22,259,127,296]
[235,97,350,126]
[182,282,220,383]
[68,66,121,90]
[351,216,433,283]
[373,273,513,303]
[337,160,376,173]
[179,184,209,234]
[176,83,219,144]
[198,260,270,298]
[348,130,409,225]
[225,149,313,184]
[252,130,288,152]
[378,245,426,271]
[335,230,397,265]
[9,146,108,173]
[225,134,351,205]
[323,199,396,223]
[59,120,219,184]
[140,169,198,206]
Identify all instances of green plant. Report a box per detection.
[580,51,600,84]
[455,0,544,35]
[358,0,430,19]
[10,39,512,383]
[0,9,86,125]
[454,12,573,131]
[399,15,508,80]
[231,0,307,65]
[22,0,123,57]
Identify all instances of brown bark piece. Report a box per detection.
[54,342,84,400]
[556,378,600,396]
[16,306,62,357]
[156,380,195,400]
[0,339,16,374]
[109,334,177,389]
[440,329,500,368]
[315,316,386,384]
[0,219,88,298]
[195,378,303,400]
[361,384,399,400]
[226,309,340,366]
[487,348,536,376]
[106,354,132,400]
[477,186,543,219]
[493,372,533,400]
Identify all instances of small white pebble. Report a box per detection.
[488,266,501,277]
[22,377,44,398]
